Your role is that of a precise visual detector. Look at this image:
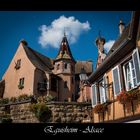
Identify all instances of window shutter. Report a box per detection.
[103,75,108,101]
[99,85,105,104]
[132,48,140,85]
[112,66,121,95]
[91,84,97,107]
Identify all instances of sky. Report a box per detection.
[0,11,132,80]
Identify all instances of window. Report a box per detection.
[18,78,24,89]
[91,84,97,107]
[57,64,60,70]
[99,80,106,104]
[132,48,140,85]
[64,63,67,69]
[112,66,121,95]
[15,59,21,69]
[123,48,140,91]
[64,81,67,88]
[51,77,57,92]
[123,60,137,91]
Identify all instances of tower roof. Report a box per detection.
[55,34,76,62]
[95,31,106,46]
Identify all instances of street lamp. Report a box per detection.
[79,67,88,82]
[79,67,88,102]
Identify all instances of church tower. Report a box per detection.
[53,33,76,101]
[95,31,106,68]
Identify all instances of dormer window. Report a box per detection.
[15,59,21,70]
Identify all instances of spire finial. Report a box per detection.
[64,28,66,37]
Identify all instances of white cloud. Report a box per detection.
[38,15,90,48]
[104,40,115,52]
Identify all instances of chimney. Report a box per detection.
[19,39,28,46]
[118,19,125,35]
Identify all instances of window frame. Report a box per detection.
[91,83,98,107]
[112,65,121,96]
[132,48,140,86]
[123,59,137,91]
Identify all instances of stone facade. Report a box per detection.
[0,101,92,123]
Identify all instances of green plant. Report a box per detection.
[10,97,17,103]
[0,114,12,123]
[18,85,24,89]
[0,98,9,105]
[45,95,55,102]
[18,94,29,102]
[30,103,52,122]
[37,95,55,103]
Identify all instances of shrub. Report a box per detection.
[10,97,17,103]
[0,98,9,105]
[30,103,52,122]
[18,94,29,102]
[0,114,12,123]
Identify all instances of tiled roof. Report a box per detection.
[55,35,76,62]
[23,45,54,72]
[106,23,130,57]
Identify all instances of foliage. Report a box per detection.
[0,98,9,105]
[10,97,17,103]
[117,89,139,104]
[0,114,12,123]
[37,95,55,103]
[18,85,24,89]
[93,103,108,114]
[30,103,52,122]
[17,94,29,102]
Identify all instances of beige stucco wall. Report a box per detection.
[2,43,35,98]
[58,74,75,101]
[77,85,91,102]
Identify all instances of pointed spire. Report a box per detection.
[95,31,105,46]
[55,34,76,63]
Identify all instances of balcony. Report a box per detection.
[38,82,47,92]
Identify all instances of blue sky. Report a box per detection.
[0,11,131,80]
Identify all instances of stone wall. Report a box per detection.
[0,101,39,123]
[47,102,92,123]
[0,101,92,123]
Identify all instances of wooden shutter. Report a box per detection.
[91,84,97,107]
[103,75,108,101]
[132,48,140,85]
[99,83,106,104]
[112,66,121,95]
